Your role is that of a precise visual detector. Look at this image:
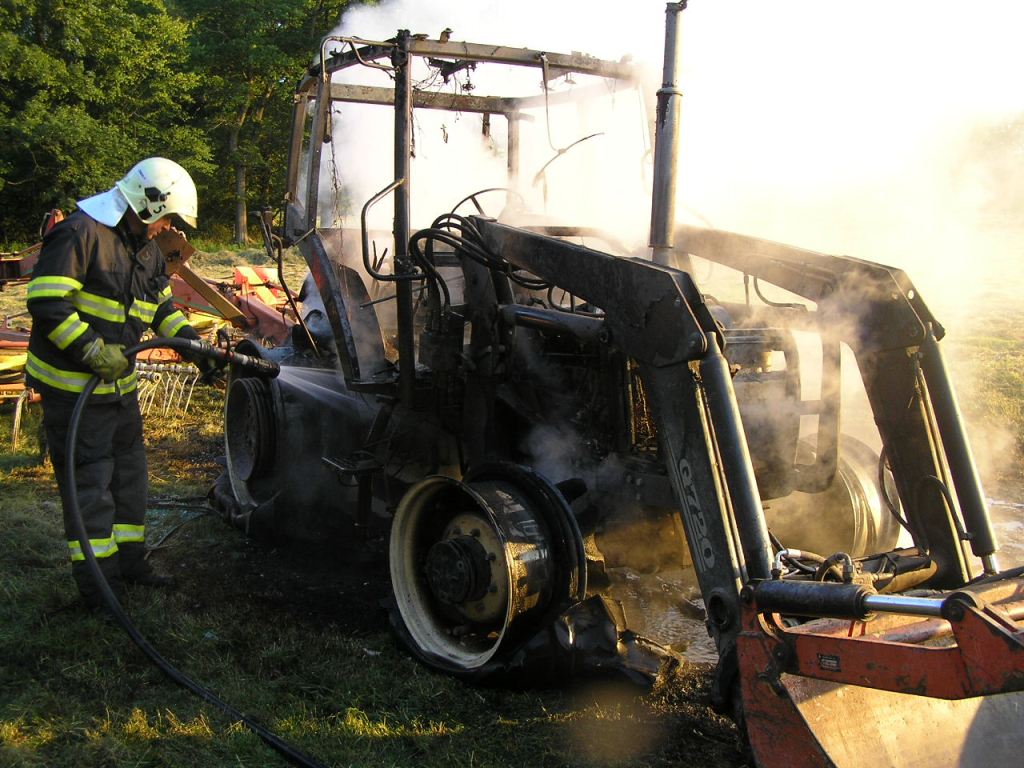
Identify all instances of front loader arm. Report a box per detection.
[472,218,773,658]
[676,224,995,584]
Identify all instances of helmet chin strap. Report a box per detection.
[121,206,168,244]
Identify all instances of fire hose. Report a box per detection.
[65,336,328,768]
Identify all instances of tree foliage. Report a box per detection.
[0,0,357,246]
[172,0,353,242]
[0,0,211,243]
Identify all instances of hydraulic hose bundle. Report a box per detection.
[65,336,327,768]
[359,181,549,317]
[409,212,551,309]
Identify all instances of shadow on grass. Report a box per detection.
[0,451,44,472]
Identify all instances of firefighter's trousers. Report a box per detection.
[42,391,149,598]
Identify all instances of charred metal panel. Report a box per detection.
[222,366,381,542]
[296,232,377,382]
[304,37,637,87]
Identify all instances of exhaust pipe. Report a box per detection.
[649,2,688,269]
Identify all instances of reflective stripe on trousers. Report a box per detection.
[67,535,118,561]
[41,393,148,564]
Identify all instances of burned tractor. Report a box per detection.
[215,7,1024,765]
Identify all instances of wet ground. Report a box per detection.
[162,473,1024,671]
[608,483,1024,667]
[608,566,718,663]
[143,465,1024,768]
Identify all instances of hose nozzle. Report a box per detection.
[178,338,280,378]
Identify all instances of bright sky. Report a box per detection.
[674,1,1023,237]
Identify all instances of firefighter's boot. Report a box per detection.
[73,556,127,611]
[119,543,176,588]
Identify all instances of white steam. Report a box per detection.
[324,0,1024,483]
[325,0,664,243]
[328,0,1024,296]
[335,1,664,61]
[673,1,1024,315]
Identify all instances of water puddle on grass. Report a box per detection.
[607,566,719,663]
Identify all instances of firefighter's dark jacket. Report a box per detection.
[26,210,198,403]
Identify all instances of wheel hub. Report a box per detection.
[389,474,572,669]
[425,535,491,605]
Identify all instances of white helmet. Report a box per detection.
[115,157,198,228]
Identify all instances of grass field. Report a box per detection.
[2,242,1023,767]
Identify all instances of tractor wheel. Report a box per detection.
[388,463,585,675]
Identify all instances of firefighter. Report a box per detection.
[26,157,205,609]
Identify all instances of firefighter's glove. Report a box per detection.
[194,354,227,388]
[175,337,218,385]
[82,338,129,382]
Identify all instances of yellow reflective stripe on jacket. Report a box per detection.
[159,285,173,302]
[128,298,159,325]
[26,352,138,395]
[158,310,189,337]
[47,312,90,350]
[26,275,83,300]
[72,289,125,323]
[68,536,118,561]
[113,524,145,543]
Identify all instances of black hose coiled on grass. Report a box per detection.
[66,336,328,768]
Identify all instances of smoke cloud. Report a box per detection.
[327,0,1023,296]
[323,1,659,246]
[325,1,1023,483]
[673,2,1023,312]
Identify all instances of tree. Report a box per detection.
[0,0,212,245]
[170,0,355,244]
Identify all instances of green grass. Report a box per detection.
[942,296,1024,489]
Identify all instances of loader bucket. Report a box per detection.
[745,677,1024,767]
[736,577,1024,767]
